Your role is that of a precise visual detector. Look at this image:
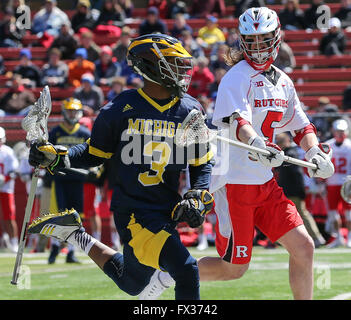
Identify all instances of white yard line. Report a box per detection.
[329,292,351,300]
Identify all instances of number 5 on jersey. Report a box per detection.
[138,141,171,186]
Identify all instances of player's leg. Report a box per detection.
[276,225,314,299]
[326,186,344,248]
[84,183,102,241]
[256,179,314,300]
[65,180,85,263]
[289,196,325,247]
[0,192,18,252]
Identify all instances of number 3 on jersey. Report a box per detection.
[138,141,171,186]
[261,111,283,142]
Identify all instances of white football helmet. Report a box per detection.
[238,7,281,70]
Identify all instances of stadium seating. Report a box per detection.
[0,0,350,144]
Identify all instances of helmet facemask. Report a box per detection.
[157,53,193,98]
[63,108,83,126]
[240,28,281,70]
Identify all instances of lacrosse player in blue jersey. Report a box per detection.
[27,34,214,300]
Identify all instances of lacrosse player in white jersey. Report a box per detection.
[138,7,335,300]
[0,127,19,253]
[325,119,351,248]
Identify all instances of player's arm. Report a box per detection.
[171,141,215,228]
[233,118,285,168]
[292,124,334,179]
[29,105,118,172]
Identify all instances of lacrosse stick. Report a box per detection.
[11,86,52,285]
[341,176,351,204]
[175,109,318,170]
[10,87,87,285]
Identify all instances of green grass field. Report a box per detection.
[1,246,351,300]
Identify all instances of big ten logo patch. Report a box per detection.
[254,81,264,88]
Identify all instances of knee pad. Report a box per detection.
[103,253,124,284]
[171,255,199,284]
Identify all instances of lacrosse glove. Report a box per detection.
[305,143,334,179]
[248,136,285,167]
[29,141,70,175]
[171,189,214,228]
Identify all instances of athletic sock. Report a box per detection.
[67,230,97,255]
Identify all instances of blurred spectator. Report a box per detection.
[273,31,296,72]
[187,56,215,98]
[274,133,326,248]
[210,43,231,73]
[73,73,105,115]
[0,55,5,75]
[13,49,42,88]
[180,30,204,59]
[138,6,168,35]
[0,74,35,115]
[335,0,351,29]
[107,76,127,101]
[112,26,132,63]
[41,48,69,88]
[170,13,192,39]
[278,0,305,30]
[209,67,227,100]
[190,0,226,19]
[68,48,96,88]
[233,0,266,18]
[197,15,226,48]
[319,18,346,56]
[79,30,101,62]
[225,28,240,49]
[94,45,122,86]
[32,0,70,37]
[7,0,30,21]
[148,0,168,19]
[115,0,134,18]
[49,23,79,60]
[0,7,24,47]
[312,96,339,142]
[342,84,351,111]
[303,0,325,29]
[71,0,97,33]
[95,0,125,28]
[167,0,188,19]
[91,0,104,10]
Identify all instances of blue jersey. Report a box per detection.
[70,88,213,213]
[50,123,91,181]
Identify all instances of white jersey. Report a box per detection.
[0,144,19,193]
[325,138,351,186]
[210,60,310,192]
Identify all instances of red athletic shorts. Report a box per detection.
[0,192,16,220]
[83,183,97,219]
[214,178,303,264]
[327,185,351,211]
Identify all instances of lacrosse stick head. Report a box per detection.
[21,86,52,143]
[341,175,351,204]
[175,109,217,147]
